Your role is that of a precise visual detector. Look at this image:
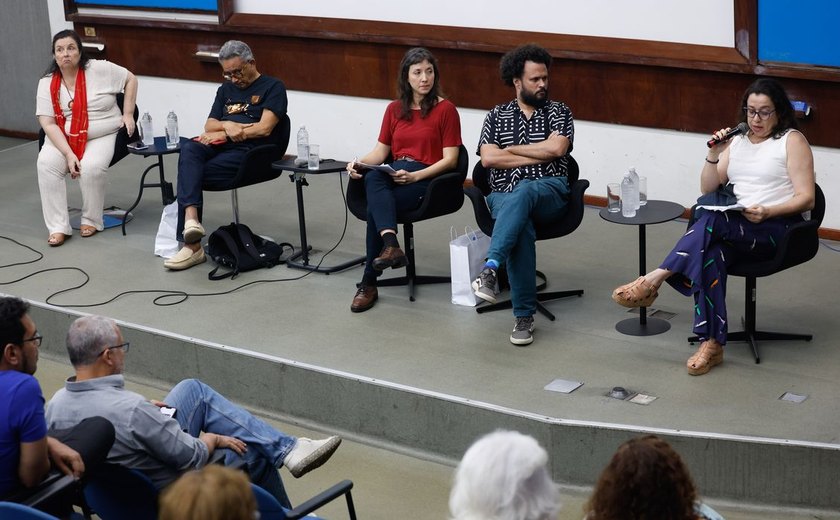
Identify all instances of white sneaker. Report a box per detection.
[163,246,206,270]
[183,219,205,244]
[283,436,341,478]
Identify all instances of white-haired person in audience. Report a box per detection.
[449,430,562,520]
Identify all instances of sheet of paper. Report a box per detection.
[695,203,745,212]
[355,161,397,174]
[544,378,583,394]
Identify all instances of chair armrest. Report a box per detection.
[464,185,495,237]
[284,479,355,520]
[20,473,78,510]
[230,143,284,188]
[776,218,820,270]
[411,170,466,219]
[346,177,367,221]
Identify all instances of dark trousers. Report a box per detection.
[363,160,430,279]
[175,139,252,241]
[661,210,800,344]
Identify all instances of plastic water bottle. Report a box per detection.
[621,172,637,218]
[629,167,640,210]
[165,111,179,149]
[295,125,309,166]
[139,112,154,147]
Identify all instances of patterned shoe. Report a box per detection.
[687,340,724,376]
[612,276,658,308]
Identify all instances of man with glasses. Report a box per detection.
[45,315,341,508]
[0,296,114,513]
[165,39,288,271]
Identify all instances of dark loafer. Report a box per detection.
[372,246,407,271]
[350,284,378,313]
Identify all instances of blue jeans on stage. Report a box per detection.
[164,379,295,508]
[363,160,430,279]
[175,139,253,241]
[486,176,570,317]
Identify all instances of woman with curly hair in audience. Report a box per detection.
[584,435,724,520]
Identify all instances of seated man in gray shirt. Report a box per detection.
[45,315,341,508]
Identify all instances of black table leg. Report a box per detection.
[121,155,175,236]
[615,223,671,336]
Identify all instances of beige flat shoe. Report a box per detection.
[687,340,724,376]
[183,219,206,245]
[163,246,206,271]
[612,276,658,308]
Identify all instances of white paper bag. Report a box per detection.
[154,202,180,259]
[450,226,491,306]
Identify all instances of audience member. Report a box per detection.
[36,29,138,246]
[159,464,257,520]
[346,47,462,312]
[584,435,724,520]
[45,315,341,508]
[0,296,114,514]
[611,77,815,375]
[449,430,561,520]
[472,44,574,346]
[166,39,288,270]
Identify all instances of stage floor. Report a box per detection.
[3,136,840,509]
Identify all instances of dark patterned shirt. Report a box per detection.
[477,99,574,193]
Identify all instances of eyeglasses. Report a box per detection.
[743,107,775,120]
[222,62,251,81]
[21,335,43,347]
[99,342,130,356]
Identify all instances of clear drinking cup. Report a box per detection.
[607,183,621,213]
[638,176,648,206]
[307,144,320,170]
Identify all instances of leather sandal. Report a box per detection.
[48,233,69,247]
[687,340,724,376]
[612,276,658,308]
[79,225,97,238]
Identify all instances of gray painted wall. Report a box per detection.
[0,0,52,134]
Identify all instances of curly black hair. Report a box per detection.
[0,296,30,349]
[499,44,552,87]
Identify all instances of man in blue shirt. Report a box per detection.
[0,296,114,513]
[166,40,289,271]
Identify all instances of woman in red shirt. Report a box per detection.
[346,47,462,313]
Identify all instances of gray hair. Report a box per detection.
[449,430,562,520]
[66,315,119,367]
[218,40,254,62]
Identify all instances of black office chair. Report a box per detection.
[688,183,826,363]
[464,155,590,321]
[201,113,292,225]
[347,144,470,301]
[38,92,138,168]
[251,480,357,520]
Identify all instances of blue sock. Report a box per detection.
[484,259,499,270]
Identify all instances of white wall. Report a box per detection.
[235,0,734,47]
[47,0,839,229]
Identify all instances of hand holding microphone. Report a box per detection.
[707,122,749,148]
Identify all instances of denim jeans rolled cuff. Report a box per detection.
[362,160,429,277]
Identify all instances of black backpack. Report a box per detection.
[206,223,291,280]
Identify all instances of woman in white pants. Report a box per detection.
[35,29,137,246]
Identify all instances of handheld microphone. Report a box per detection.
[707,122,749,148]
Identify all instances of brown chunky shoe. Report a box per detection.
[687,340,724,376]
[372,246,407,271]
[612,276,658,308]
[350,284,378,313]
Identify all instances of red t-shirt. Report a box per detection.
[377,99,462,166]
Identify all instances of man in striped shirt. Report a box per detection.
[473,44,574,346]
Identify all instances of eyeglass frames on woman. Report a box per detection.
[99,342,130,356]
[743,107,775,120]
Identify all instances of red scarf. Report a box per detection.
[50,67,88,159]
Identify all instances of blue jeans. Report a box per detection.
[164,379,295,508]
[486,176,570,317]
[175,139,253,241]
[363,160,430,279]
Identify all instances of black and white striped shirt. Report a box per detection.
[477,99,574,193]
